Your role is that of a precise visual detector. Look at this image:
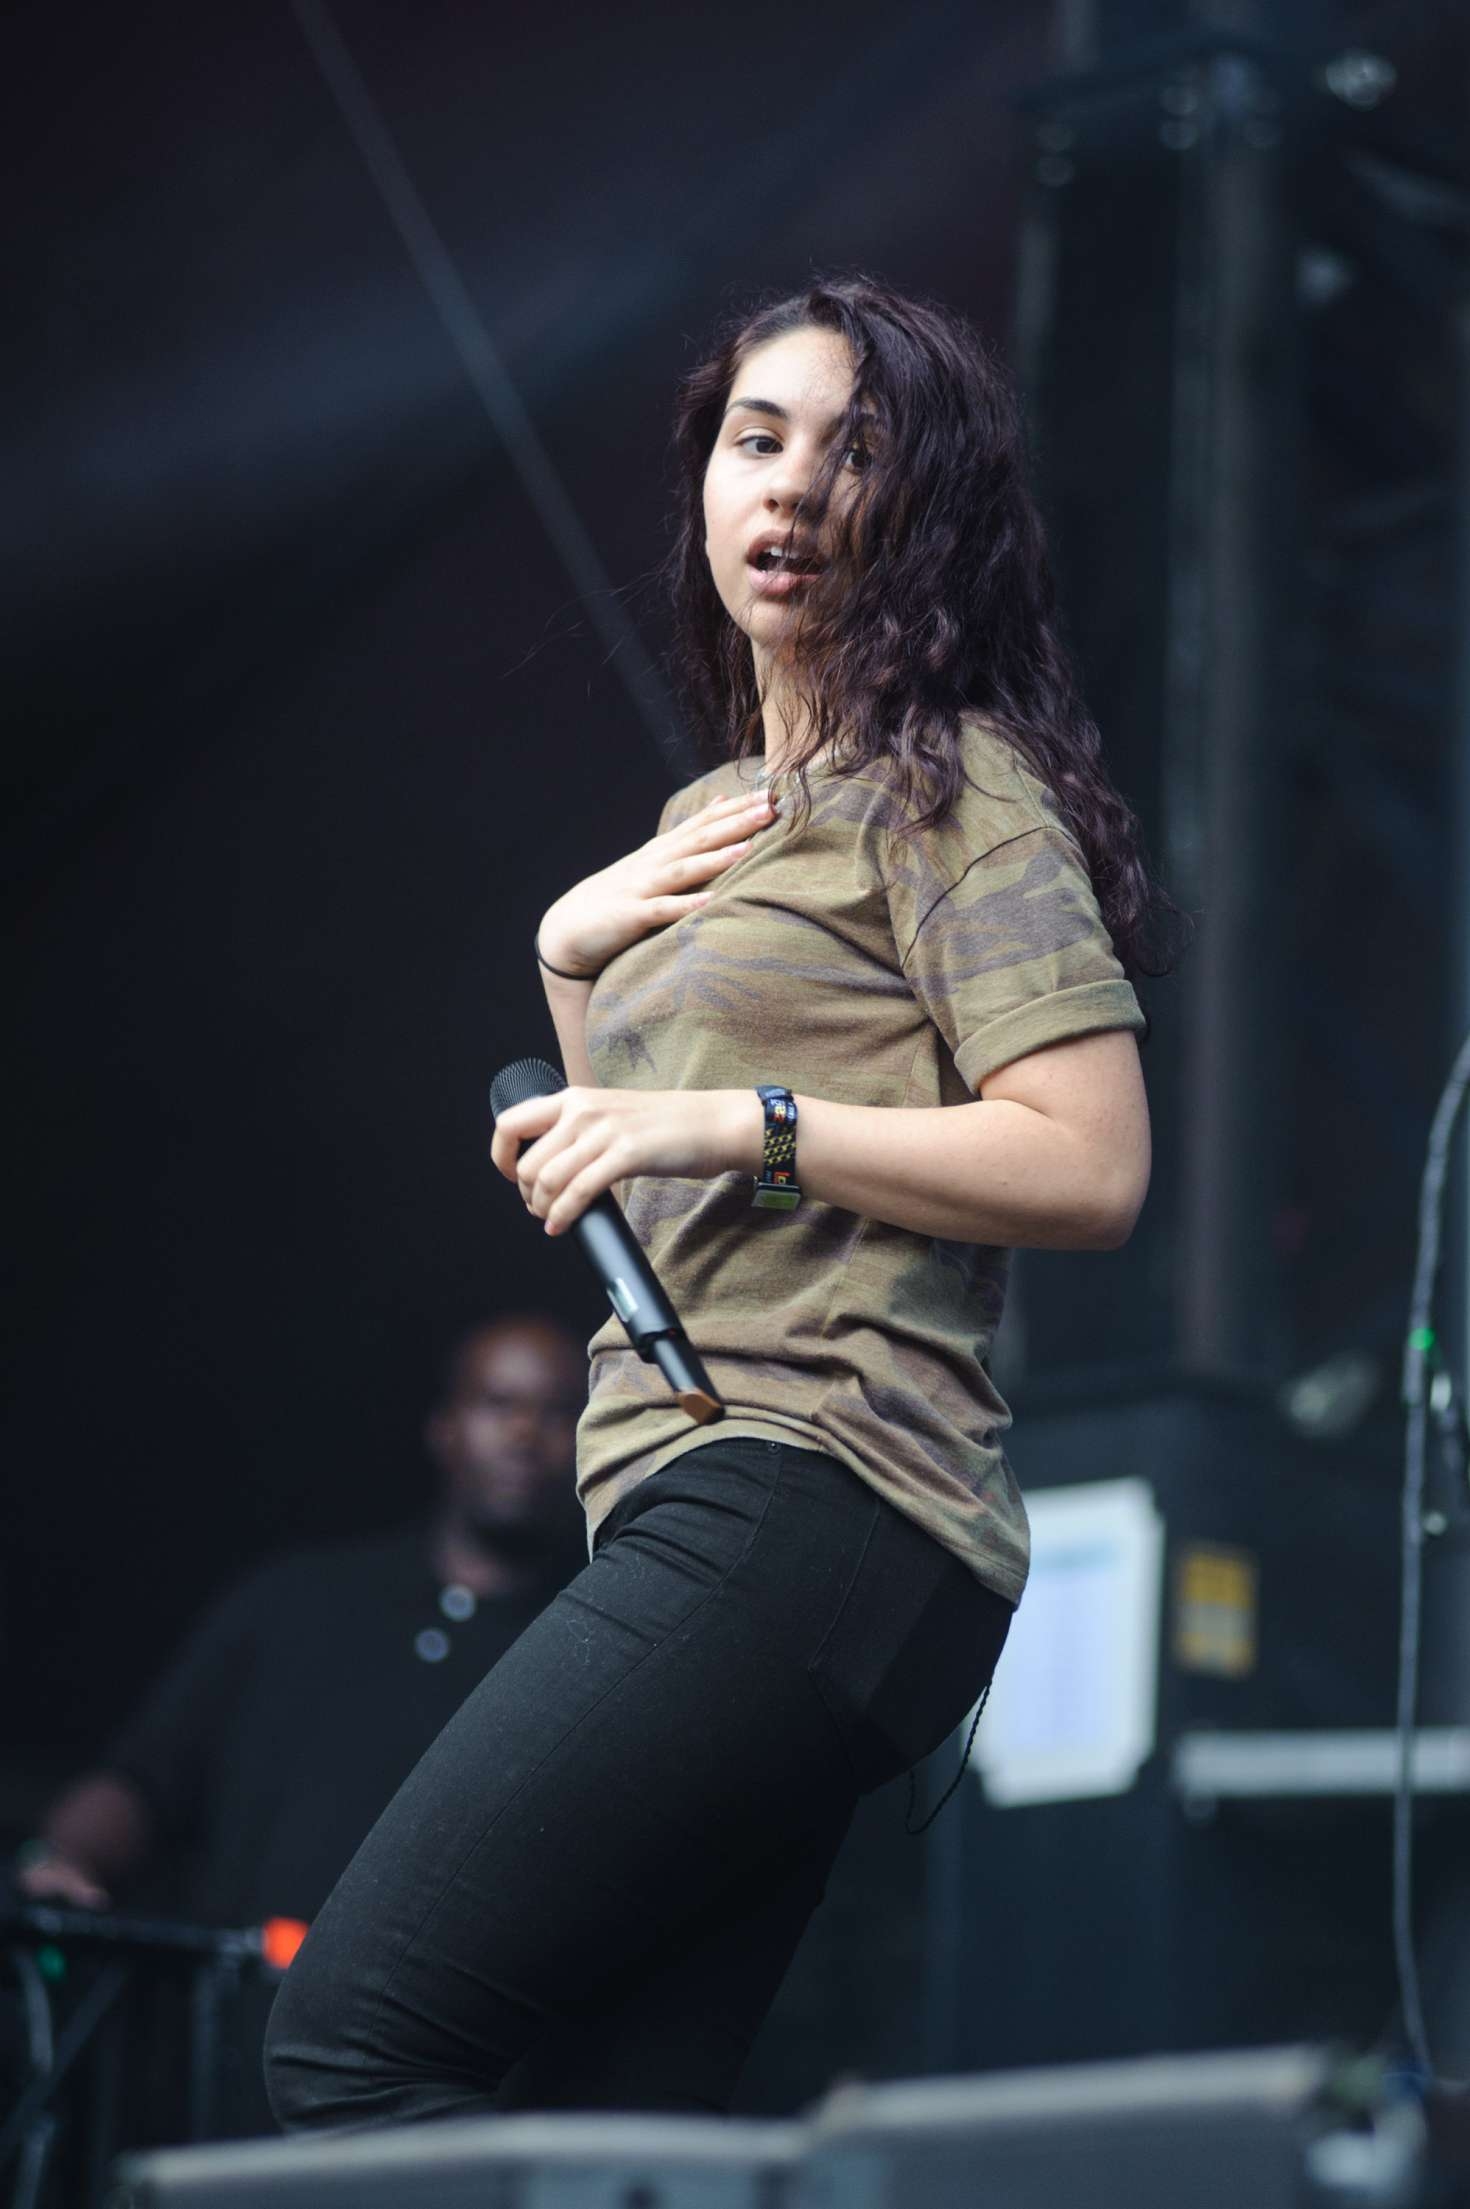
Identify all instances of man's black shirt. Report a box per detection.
[104,1526,564,1926]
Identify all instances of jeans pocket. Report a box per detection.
[806,1497,1013,1794]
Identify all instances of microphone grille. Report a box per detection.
[489,1056,566,1120]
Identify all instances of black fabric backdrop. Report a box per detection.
[4,0,1033,1764]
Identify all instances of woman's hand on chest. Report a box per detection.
[491,1087,763,1235]
[538,790,777,981]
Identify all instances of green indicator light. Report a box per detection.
[36,1946,67,1983]
[1409,1328,1437,1353]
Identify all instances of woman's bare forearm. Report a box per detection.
[787,1093,1144,1249]
[539,968,598,1087]
[498,1032,1149,1248]
[708,1084,1147,1250]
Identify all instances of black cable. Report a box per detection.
[288,0,691,778]
[906,1682,993,1836]
[1394,1026,1470,2084]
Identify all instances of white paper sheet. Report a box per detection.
[973,1475,1164,1806]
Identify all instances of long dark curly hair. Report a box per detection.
[667,275,1184,982]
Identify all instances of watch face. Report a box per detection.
[752,1185,802,1211]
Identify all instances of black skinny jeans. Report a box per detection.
[264,1438,1012,2129]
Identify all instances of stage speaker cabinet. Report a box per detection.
[107,2049,1424,2209]
[107,2114,801,2208]
[942,1376,1405,2070]
[795,2046,1423,2209]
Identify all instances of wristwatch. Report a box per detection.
[751,1084,801,1212]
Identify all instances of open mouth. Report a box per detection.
[751,547,820,575]
[746,537,825,605]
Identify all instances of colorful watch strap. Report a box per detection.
[752,1084,801,1211]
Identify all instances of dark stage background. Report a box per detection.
[7,0,1035,1763]
[5,0,1470,2142]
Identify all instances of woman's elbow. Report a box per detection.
[1091,1208,1139,1252]
[1093,1155,1151,1249]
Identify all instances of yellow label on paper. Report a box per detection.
[1173,1543,1258,1678]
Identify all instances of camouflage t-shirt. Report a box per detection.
[577,719,1145,1603]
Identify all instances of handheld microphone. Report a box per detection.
[489,1056,724,1426]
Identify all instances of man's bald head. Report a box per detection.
[436,1316,585,1417]
[426,1316,585,1550]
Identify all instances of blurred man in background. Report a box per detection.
[16,1313,586,1930]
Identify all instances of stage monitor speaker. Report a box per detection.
[938,1377,1405,2075]
[107,2113,801,2209]
[798,2046,1421,2209]
[107,2049,1422,2209]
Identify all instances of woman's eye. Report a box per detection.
[735,433,782,456]
[843,443,870,472]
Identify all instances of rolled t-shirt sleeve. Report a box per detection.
[894,821,1146,1091]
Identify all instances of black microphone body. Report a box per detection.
[489,1057,723,1425]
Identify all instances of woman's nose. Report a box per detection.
[764,465,809,511]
